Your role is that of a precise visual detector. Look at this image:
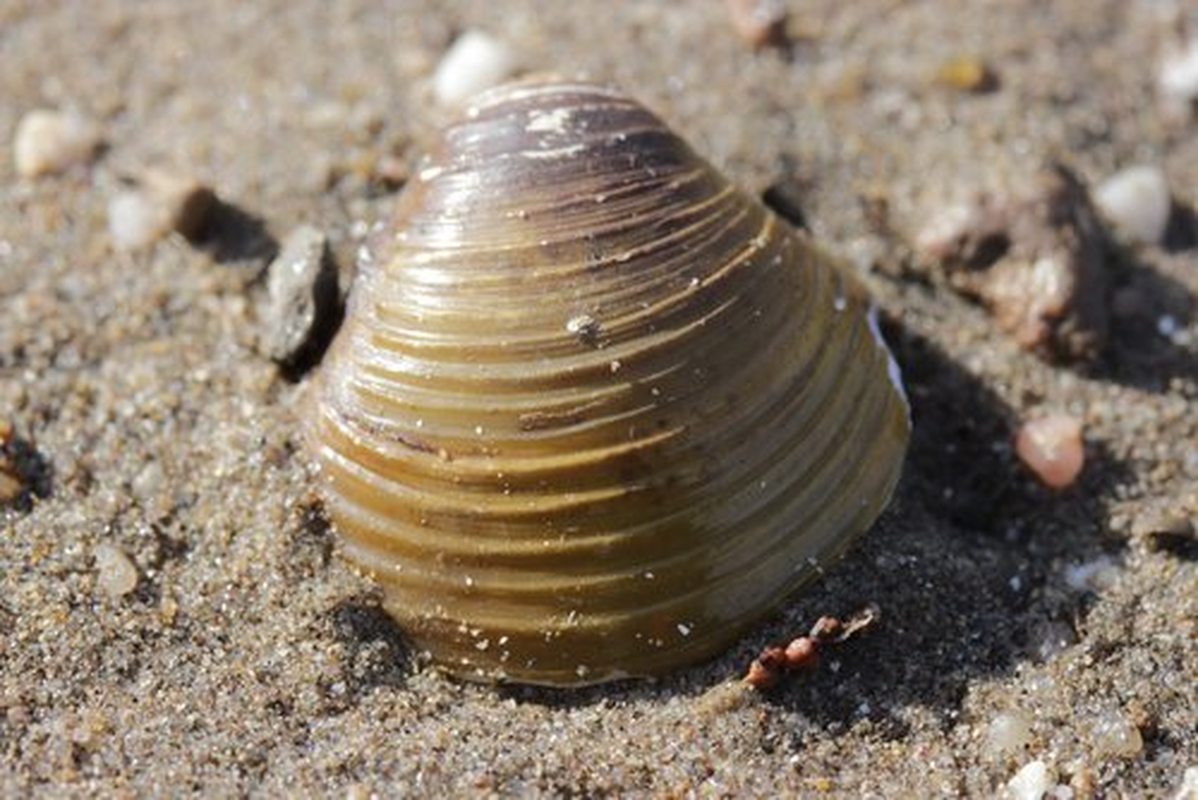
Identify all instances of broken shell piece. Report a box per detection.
[917,166,1111,362]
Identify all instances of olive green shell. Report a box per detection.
[306,80,909,686]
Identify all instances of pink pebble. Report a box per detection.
[1015,414,1085,489]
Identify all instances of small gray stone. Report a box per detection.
[94,542,138,599]
[261,226,340,368]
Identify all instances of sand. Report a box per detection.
[1,1,1195,796]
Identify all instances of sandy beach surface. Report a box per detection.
[1,1,1195,796]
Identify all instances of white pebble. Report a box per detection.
[94,542,138,599]
[107,170,214,251]
[1062,555,1119,592]
[13,109,102,178]
[914,201,978,260]
[1004,760,1055,800]
[1173,766,1198,800]
[433,30,517,108]
[1094,166,1172,246]
[108,191,166,251]
[1157,314,1179,338]
[985,711,1034,759]
[1089,708,1143,759]
[1159,39,1198,116]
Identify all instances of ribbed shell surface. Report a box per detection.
[306,81,910,686]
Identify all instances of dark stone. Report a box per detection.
[260,226,341,372]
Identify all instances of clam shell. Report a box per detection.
[305,81,910,686]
